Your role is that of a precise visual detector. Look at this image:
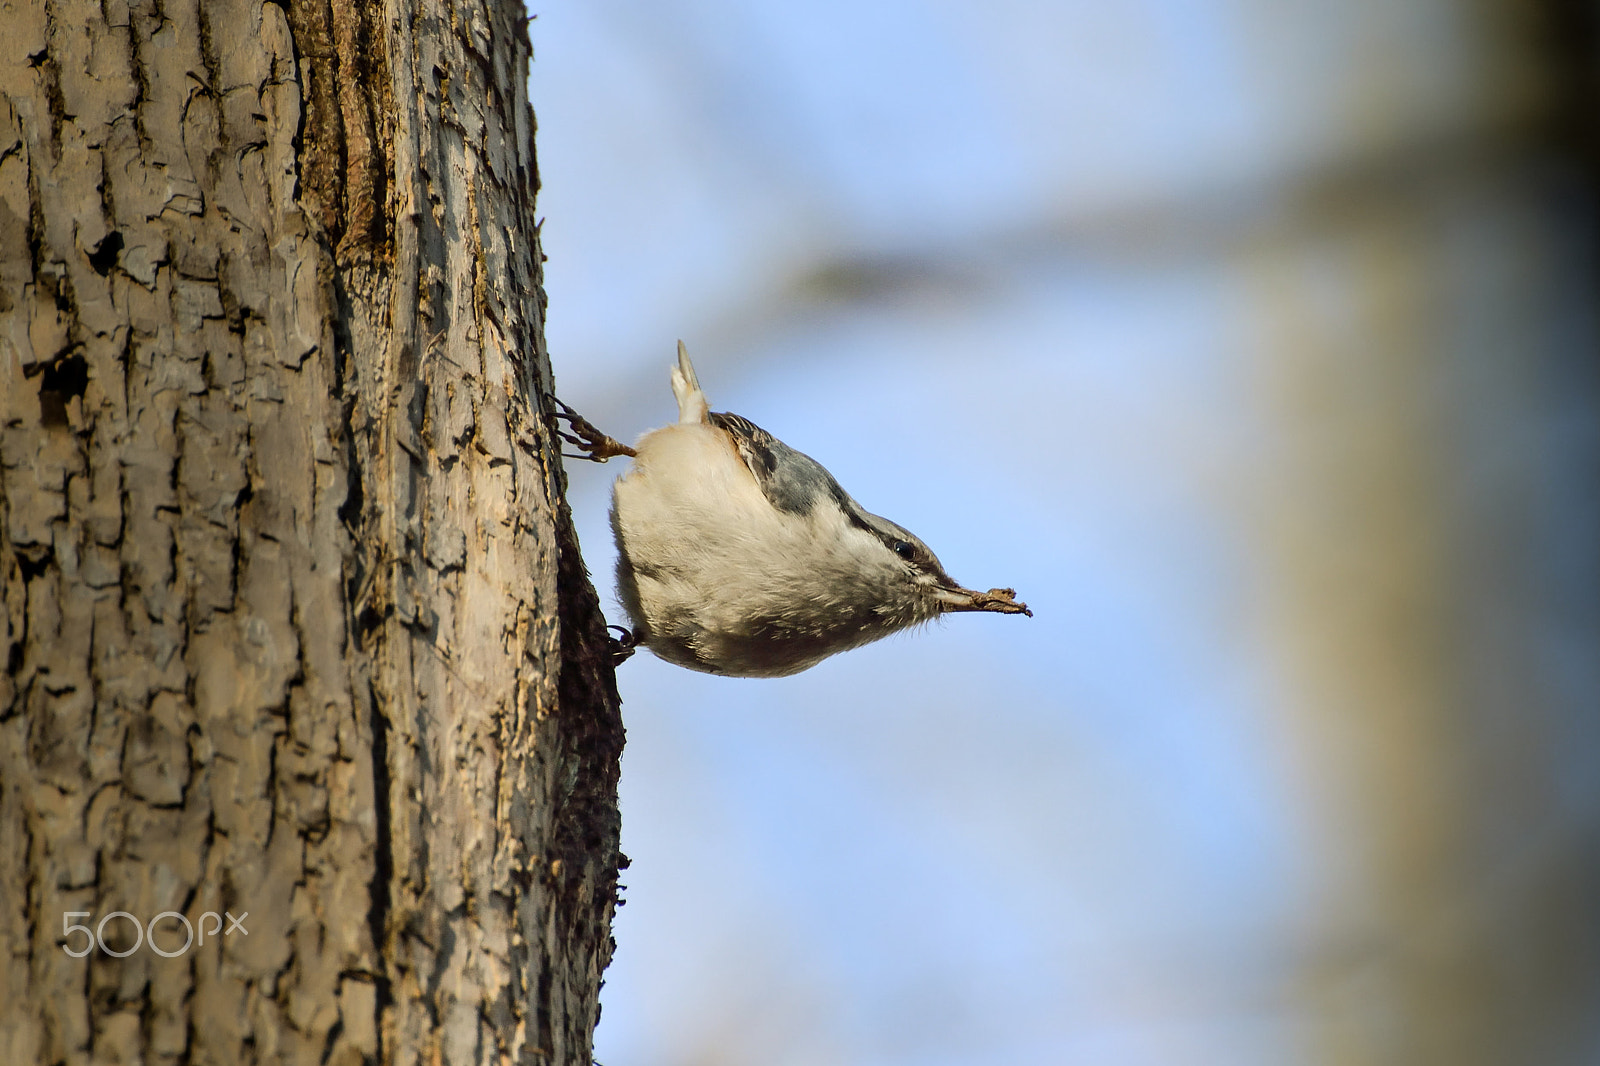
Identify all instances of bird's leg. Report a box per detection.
[607,624,638,667]
[547,396,638,462]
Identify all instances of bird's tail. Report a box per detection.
[671,340,710,424]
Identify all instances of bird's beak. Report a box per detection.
[934,584,1032,617]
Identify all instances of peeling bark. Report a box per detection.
[0,1,624,1064]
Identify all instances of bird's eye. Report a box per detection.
[892,540,915,560]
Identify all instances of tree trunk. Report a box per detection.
[0,1,625,1064]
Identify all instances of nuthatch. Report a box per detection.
[555,342,1030,677]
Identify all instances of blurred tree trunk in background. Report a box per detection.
[0,1,623,1063]
[1246,1,1598,1063]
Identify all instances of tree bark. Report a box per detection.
[0,1,625,1064]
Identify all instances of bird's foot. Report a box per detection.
[547,395,638,462]
[607,625,637,667]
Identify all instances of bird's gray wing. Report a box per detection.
[709,411,852,518]
[709,411,952,576]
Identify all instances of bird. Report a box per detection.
[553,342,1030,677]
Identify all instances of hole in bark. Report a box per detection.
[337,461,364,529]
[88,231,123,276]
[41,352,87,396]
[37,353,88,427]
[16,545,52,580]
[355,603,383,638]
[6,642,21,674]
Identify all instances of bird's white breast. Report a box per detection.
[609,421,905,675]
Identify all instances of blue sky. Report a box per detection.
[527,3,1598,1063]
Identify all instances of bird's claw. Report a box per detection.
[546,394,637,462]
[607,624,637,667]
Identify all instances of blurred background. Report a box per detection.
[527,2,1600,1064]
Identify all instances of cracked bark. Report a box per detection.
[0,1,625,1064]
